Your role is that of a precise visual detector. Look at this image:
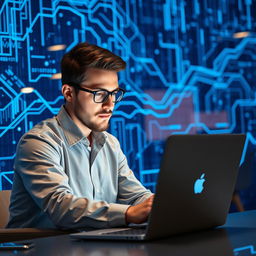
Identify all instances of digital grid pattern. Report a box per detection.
[1,0,256,212]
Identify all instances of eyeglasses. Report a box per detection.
[69,83,126,103]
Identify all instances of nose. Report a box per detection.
[102,94,115,109]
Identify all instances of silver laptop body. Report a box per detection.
[71,134,245,241]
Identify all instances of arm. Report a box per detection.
[115,142,153,205]
[113,138,154,223]
[15,133,129,229]
[125,195,154,224]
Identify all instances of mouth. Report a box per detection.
[98,114,112,119]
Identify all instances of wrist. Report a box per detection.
[125,205,132,224]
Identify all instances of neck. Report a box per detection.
[88,133,93,147]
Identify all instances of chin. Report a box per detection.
[91,123,109,132]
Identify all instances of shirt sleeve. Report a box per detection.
[113,137,153,206]
[15,132,130,230]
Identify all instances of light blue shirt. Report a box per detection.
[7,106,152,229]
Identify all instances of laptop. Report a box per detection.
[71,134,245,241]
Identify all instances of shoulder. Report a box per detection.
[14,118,65,172]
[17,116,63,152]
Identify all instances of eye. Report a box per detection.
[94,90,108,103]
[96,90,107,97]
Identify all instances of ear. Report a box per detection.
[62,84,75,102]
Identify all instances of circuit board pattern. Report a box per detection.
[1,0,256,210]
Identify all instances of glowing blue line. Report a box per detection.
[172,0,177,15]
[214,38,256,73]
[200,28,204,45]
[0,76,18,96]
[163,0,171,31]
[141,169,159,175]
[180,0,186,33]
[215,123,228,128]
[194,0,200,15]
[115,90,192,119]
[0,154,16,160]
[66,29,79,52]
[118,88,191,111]
[88,3,115,35]
[130,54,169,86]
[40,0,45,46]
[246,1,252,29]
[0,89,59,136]
[0,94,22,112]
[149,121,182,131]
[2,174,13,185]
[158,33,184,82]
[31,55,45,59]
[180,65,220,87]
[234,245,256,254]
[0,171,14,180]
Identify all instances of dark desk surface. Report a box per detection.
[2,210,256,256]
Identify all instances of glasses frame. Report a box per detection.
[68,82,126,103]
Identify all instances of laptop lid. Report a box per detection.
[71,134,245,241]
[145,134,245,240]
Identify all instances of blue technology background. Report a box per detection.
[1,0,256,211]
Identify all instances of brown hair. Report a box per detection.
[61,42,126,85]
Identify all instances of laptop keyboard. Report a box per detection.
[102,227,146,236]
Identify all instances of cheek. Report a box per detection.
[76,94,90,109]
[76,98,101,116]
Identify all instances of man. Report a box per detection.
[7,42,153,229]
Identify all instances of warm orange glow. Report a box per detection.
[233,32,250,39]
[51,73,62,79]
[47,44,66,51]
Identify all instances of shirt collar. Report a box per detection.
[56,105,107,146]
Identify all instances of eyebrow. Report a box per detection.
[81,83,119,90]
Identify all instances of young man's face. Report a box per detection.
[63,68,119,134]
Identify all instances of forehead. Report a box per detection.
[82,68,119,89]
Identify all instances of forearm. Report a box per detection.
[15,135,130,229]
[132,191,153,205]
[43,191,130,229]
[20,165,130,229]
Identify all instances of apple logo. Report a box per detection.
[194,173,206,194]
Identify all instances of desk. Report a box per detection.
[1,210,256,256]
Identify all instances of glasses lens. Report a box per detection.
[94,89,124,103]
[94,91,108,103]
[113,90,124,102]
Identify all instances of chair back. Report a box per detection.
[0,190,11,228]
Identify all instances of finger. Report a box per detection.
[148,196,154,202]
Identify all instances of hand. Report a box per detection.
[125,195,154,224]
